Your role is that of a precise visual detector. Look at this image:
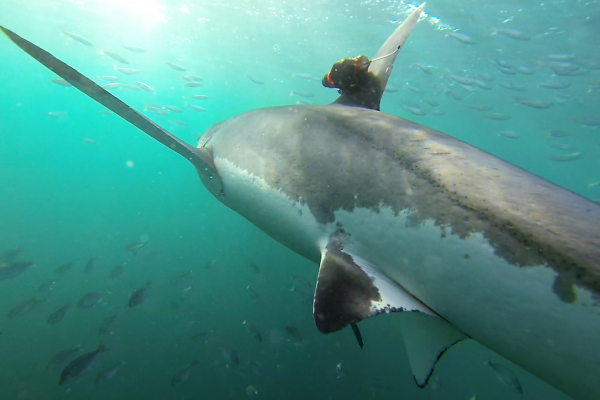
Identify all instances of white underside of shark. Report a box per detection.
[216,155,600,399]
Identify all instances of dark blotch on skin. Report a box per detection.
[313,239,381,333]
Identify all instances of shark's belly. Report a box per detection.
[337,206,600,400]
[216,155,600,400]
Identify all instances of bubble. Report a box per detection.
[126,160,134,168]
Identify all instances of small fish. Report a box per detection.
[55,263,72,274]
[476,73,494,82]
[446,74,475,86]
[47,111,67,117]
[170,270,194,286]
[190,94,209,99]
[101,51,128,64]
[98,314,117,336]
[219,346,240,365]
[8,297,46,319]
[292,72,313,79]
[77,292,104,309]
[182,75,203,81]
[103,83,121,90]
[284,326,303,344]
[246,385,259,398]
[336,361,347,378]
[384,85,399,93]
[500,82,527,92]
[406,84,423,94]
[493,28,531,41]
[429,110,446,116]
[483,113,511,120]
[550,63,588,76]
[549,143,577,151]
[171,361,199,385]
[96,361,125,383]
[494,58,514,68]
[401,104,426,116]
[163,105,183,113]
[244,321,263,342]
[484,360,523,394]
[573,115,600,127]
[187,104,206,112]
[125,241,147,252]
[472,79,492,90]
[547,152,583,162]
[116,67,139,75]
[290,90,314,98]
[448,30,476,44]
[122,44,145,53]
[456,83,477,93]
[183,82,203,88]
[0,261,33,280]
[39,279,57,293]
[122,84,142,91]
[169,120,187,126]
[499,130,521,139]
[546,129,570,138]
[246,74,264,84]
[59,345,109,385]
[443,89,465,100]
[516,66,536,75]
[464,104,492,111]
[422,98,439,107]
[494,64,517,75]
[47,346,81,370]
[61,28,93,46]
[99,75,119,81]
[109,265,124,279]
[249,359,265,377]
[249,262,260,274]
[1,247,23,263]
[205,259,217,269]
[147,106,169,116]
[84,257,95,273]
[165,61,186,71]
[546,53,575,62]
[98,110,112,115]
[538,80,571,89]
[514,97,553,109]
[51,78,72,87]
[128,285,149,308]
[247,285,259,299]
[47,303,72,325]
[135,81,154,92]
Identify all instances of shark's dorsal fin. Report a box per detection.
[313,237,468,387]
[328,3,425,110]
[0,25,217,177]
[368,3,426,94]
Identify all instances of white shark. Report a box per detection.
[2,4,599,399]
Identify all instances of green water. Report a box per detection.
[0,0,598,399]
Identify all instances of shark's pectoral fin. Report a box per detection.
[399,311,469,387]
[313,238,436,334]
[313,238,468,386]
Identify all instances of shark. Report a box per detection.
[2,3,599,399]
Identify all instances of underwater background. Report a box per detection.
[0,0,598,399]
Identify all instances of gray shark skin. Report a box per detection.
[1,3,599,399]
